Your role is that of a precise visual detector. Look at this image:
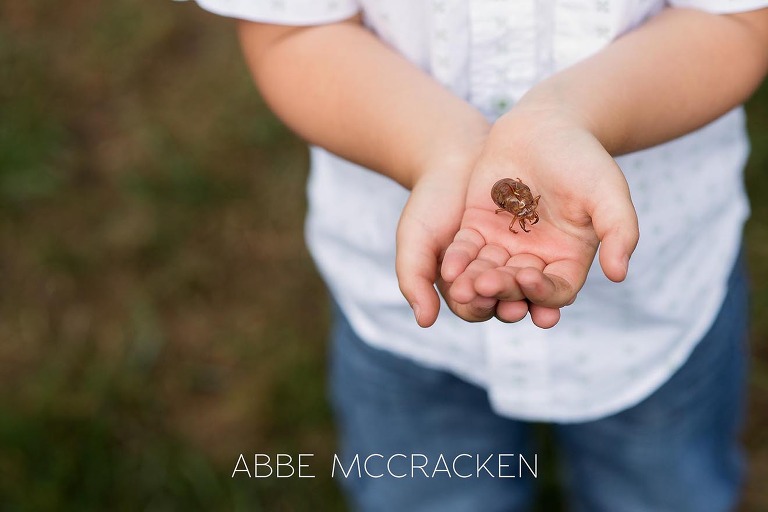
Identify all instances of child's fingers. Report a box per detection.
[529,303,561,328]
[597,223,639,282]
[474,267,525,302]
[449,244,510,304]
[396,253,441,328]
[474,253,546,300]
[440,228,485,282]
[495,299,561,326]
[516,261,583,308]
[442,243,512,322]
[495,300,529,323]
[591,189,640,283]
[396,229,442,328]
[439,283,499,322]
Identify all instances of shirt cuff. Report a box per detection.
[194,0,359,25]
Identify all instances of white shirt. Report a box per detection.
[195,0,764,422]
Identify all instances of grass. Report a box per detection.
[0,1,767,510]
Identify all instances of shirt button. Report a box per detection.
[494,97,512,114]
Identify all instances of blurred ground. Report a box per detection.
[0,1,766,510]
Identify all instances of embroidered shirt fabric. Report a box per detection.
[195,0,764,421]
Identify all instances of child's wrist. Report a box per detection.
[488,95,622,163]
[505,80,627,155]
[408,131,488,190]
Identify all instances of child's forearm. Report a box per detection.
[514,7,768,156]
[237,17,489,189]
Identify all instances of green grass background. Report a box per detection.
[0,1,766,510]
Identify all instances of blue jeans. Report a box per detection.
[328,258,749,512]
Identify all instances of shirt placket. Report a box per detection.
[468,0,537,119]
[428,0,470,98]
[469,0,550,413]
[553,0,615,71]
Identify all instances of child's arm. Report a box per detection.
[442,7,768,320]
[520,7,768,156]
[238,17,488,189]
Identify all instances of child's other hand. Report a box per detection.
[441,108,639,328]
[396,146,510,328]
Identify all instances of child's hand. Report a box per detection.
[441,108,640,328]
[396,145,505,328]
[397,159,557,327]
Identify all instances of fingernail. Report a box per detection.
[622,255,630,274]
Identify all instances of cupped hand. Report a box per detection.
[441,109,640,328]
[396,160,510,328]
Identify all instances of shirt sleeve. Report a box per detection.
[666,0,768,13]
[194,0,359,25]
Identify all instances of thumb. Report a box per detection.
[396,213,442,327]
[591,185,639,282]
